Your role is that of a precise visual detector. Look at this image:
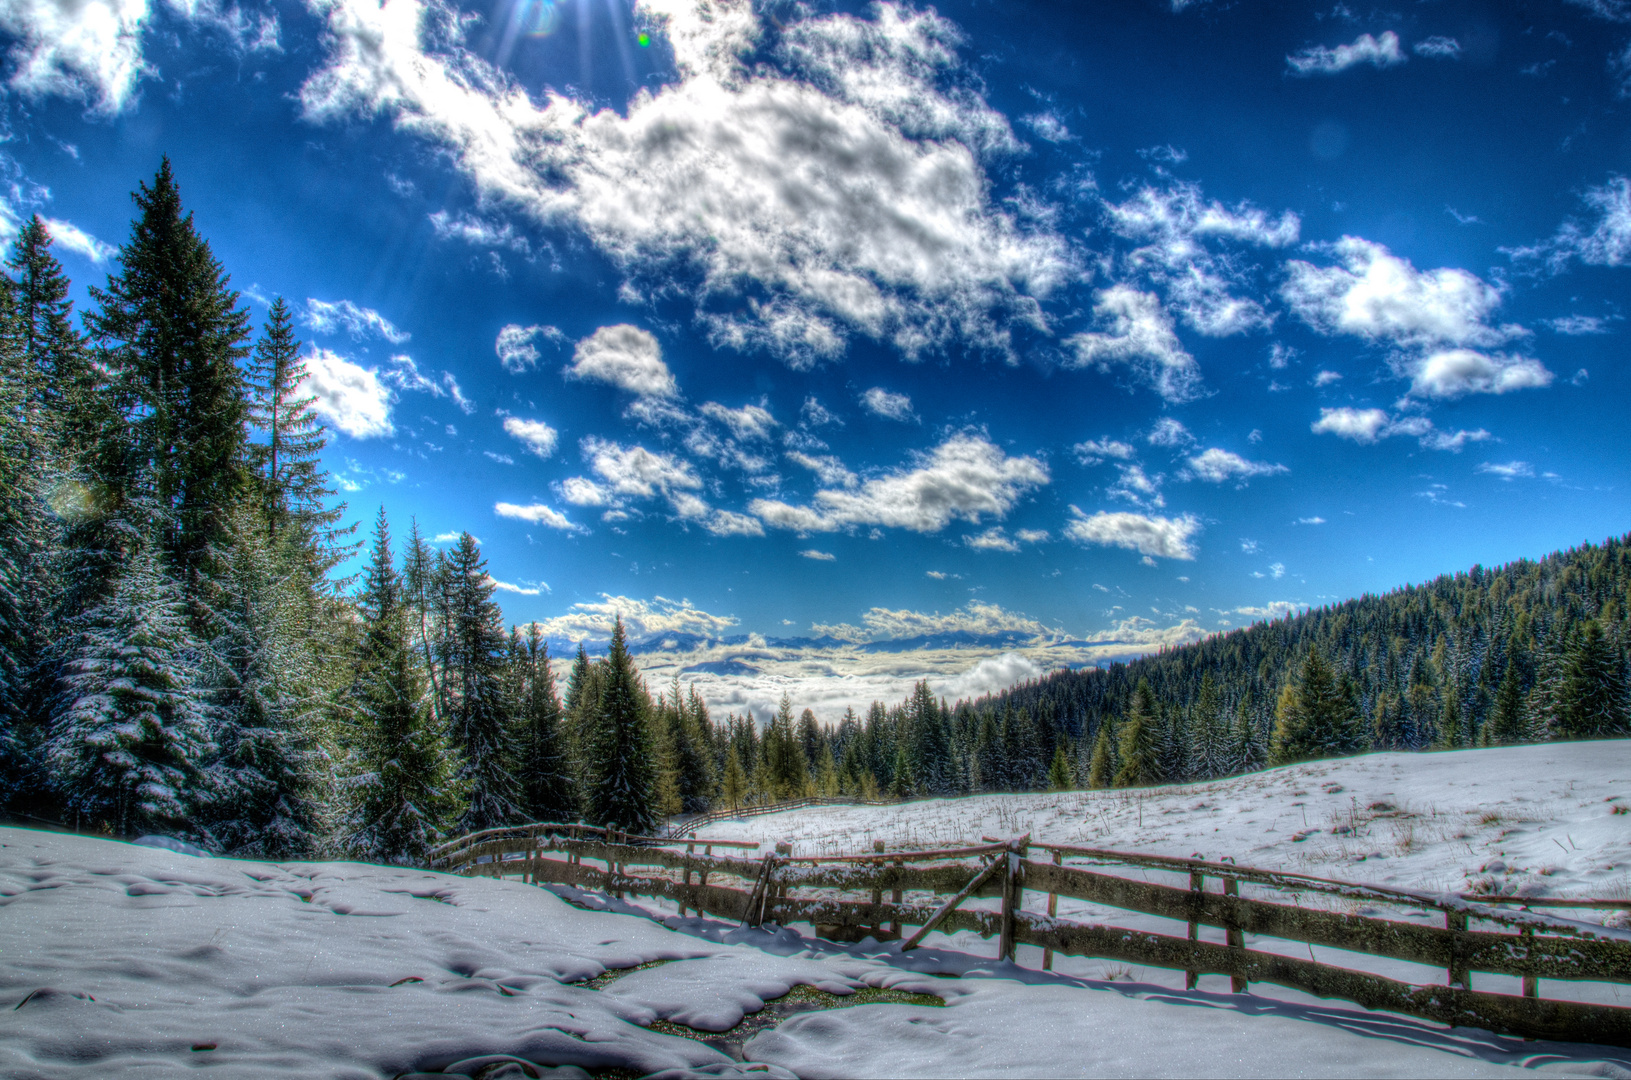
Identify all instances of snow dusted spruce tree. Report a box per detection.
[438,532,521,833]
[1557,621,1630,739]
[512,622,575,823]
[337,510,460,864]
[48,539,214,838]
[586,617,656,834]
[1114,679,1162,787]
[1270,647,1369,765]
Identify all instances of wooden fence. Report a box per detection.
[428,824,1631,1048]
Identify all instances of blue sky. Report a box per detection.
[3,0,1630,718]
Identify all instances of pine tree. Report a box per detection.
[586,617,656,833]
[764,693,807,798]
[1114,680,1162,787]
[513,623,575,821]
[721,745,747,813]
[202,504,326,857]
[7,215,98,461]
[1087,719,1115,789]
[336,509,459,864]
[47,538,215,839]
[1557,621,1630,739]
[1047,743,1074,791]
[438,533,521,832]
[1270,647,1368,765]
[86,159,252,632]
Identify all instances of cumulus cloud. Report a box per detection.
[1147,417,1194,448]
[751,432,1048,535]
[303,298,410,343]
[299,0,1073,367]
[304,347,392,438]
[0,0,150,113]
[814,599,1056,644]
[1413,36,1461,59]
[493,501,584,532]
[502,416,558,458]
[860,387,916,421]
[1084,614,1206,649]
[800,396,840,427]
[432,210,532,254]
[1477,460,1535,480]
[1101,181,1298,337]
[964,527,1019,552]
[1064,506,1201,560]
[700,401,777,441]
[1107,463,1164,509]
[1287,31,1406,75]
[936,651,1044,700]
[1409,348,1552,398]
[1063,285,1200,402]
[565,324,676,398]
[1313,369,1342,386]
[799,548,836,561]
[1185,448,1288,483]
[1233,601,1301,622]
[488,576,543,596]
[786,451,857,488]
[1310,406,1489,451]
[1508,175,1631,273]
[1073,437,1136,465]
[1282,237,1520,350]
[495,323,564,373]
[529,593,740,644]
[1547,315,1612,335]
[42,218,115,262]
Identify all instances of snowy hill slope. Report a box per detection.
[688,741,1631,905]
[2,742,1630,1078]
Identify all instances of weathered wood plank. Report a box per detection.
[1013,914,1631,1048]
[1023,860,1631,984]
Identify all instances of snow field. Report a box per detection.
[1,742,1629,1077]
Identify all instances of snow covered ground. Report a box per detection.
[3,742,1630,1078]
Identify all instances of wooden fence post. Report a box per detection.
[1224,876,1247,993]
[1447,910,1469,989]
[890,854,905,938]
[870,841,885,939]
[1043,849,1061,971]
[1186,870,1203,990]
[999,845,1021,962]
[682,834,695,917]
[1522,926,1538,1000]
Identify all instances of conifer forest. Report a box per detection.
[0,163,1628,866]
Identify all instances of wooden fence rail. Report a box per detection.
[432,823,1631,1048]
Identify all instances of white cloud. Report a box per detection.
[785,451,857,488]
[484,451,514,464]
[936,651,1044,701]
[566,435,750,532]
[299,0,1073,367]
[304,347,392,438]
[1101,181,1298,337]
[1064,507,1201,560]
[1477,460,1535,480]
[1547,315,1612,335]
[1022,112,1071,143]
[1310,406,1389,443]
[926,570,947,579]
[964,527,1019,552]
[1185,448,1288,483]
[0,0,150,113]
[706,510,766,537]
[303,298,410,343]
[1108,463,1164,509]
[1084,614,1206,649]
[800,396,840,427]
[1310,407,1489,452]
[814,599,1055,644]
[700,401,777,441]
[1073,438,1136,465]
[432,531,473,543]
[1063,285,1200,402]
[1296,516,1325,525]
[493,501,584,532]
[495,323,564,373]
[380,354,473,413]
[751,433,1048,535]
[42,218,115,262]
[530,593,740,644]
[431,210,532,253]
[1408,348,1552,398]
[502,416,558,458]
[1015,528,1050,544]
[799,548,836,561]
[1413,36,1461,59]
[1509,175,1631,272]
[565,324,676,398]
[1233,601,1301,622]
[1282,237,1520,351]
[860,387,916,421]
[1313,369,1342,386]
[1287,31,1406,75]
[1269,562,1285,579]
[488,576,542,596]
[1147,417,1194,448]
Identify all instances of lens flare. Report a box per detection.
[519,0,559,37]
[637,31,649,46]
